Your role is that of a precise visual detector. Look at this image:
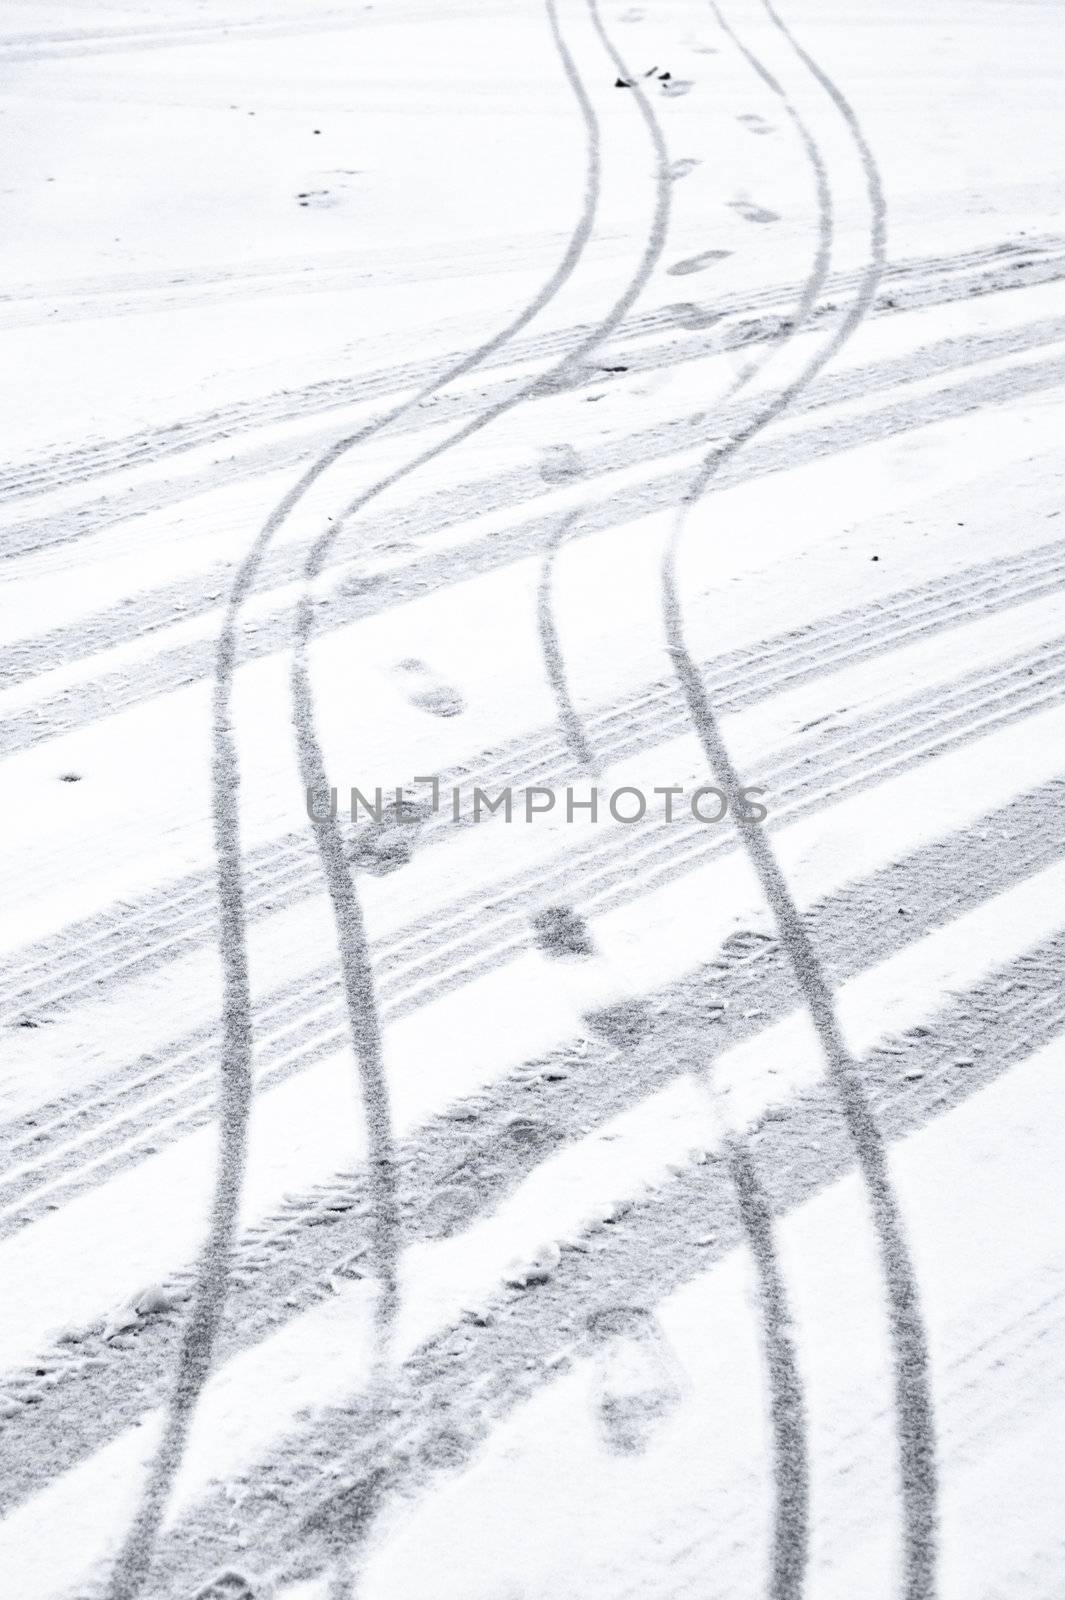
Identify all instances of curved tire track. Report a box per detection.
[24,890,1065,1595]
[661,2,937,1593]
[4,529,1063,1024]
[3,236,1061,526]
[6,771,1065,1530]
[282,6,669,1578]
[538,3,841,1583]
[6,323,1065,756]
[4,587,1065,1217]
[102,3,608,1593]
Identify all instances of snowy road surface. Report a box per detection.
[2,0,1065,1596]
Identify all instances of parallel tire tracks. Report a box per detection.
[3,236,1062,522]
[4,622,1064,1230]
[7,802,1064,1580]
[102,2,611,1594]
[6,330,1065,759]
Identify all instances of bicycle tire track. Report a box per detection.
[283,3,673,1591]
[5,617,1065,1218]
[5,770,1063,1522]
[6,328,1065,756]
[661,1,938,1593]
[101,2,608,1593]
[3,529,1062,1027]
[534,6,839,1583]
[4,236,1060,529]
[7,306,1065,700]
[35,907,1065,1599]
[284,11,669,1585]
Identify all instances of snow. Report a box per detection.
[2,0,1065,1593]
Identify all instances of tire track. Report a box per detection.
[29,903,1065,1598]
[6,333,1065,757]
[661,2,937,1593]
[0,6,374,64]
[7,307,1065,702]
[4,528,1055,1075]
[4,532,1063,1026]
[5,771,1063,1521]
[284,8,668,1588]
[6,634,1064,1240]
[5,242,1063,581]
[189,934,1065,1600]
[539,7,837,1586]
[537,512,601,776]
[3,236,1060,516]
[101,3,607,1594]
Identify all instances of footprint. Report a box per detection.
[347,786,433,876]
[661,78,694,98]
[583,996,651,1049]
[587,1306,685,1455]
[669,157,701,181]
[539,442,584,484]
[348,823,414,875]
[503,1113,561,1156]
[666,301,723,331]
[667,248,732,276]
[729,197,781,224]
[532,904,595,958]
[619,7,644,18]
[394,657,466,717]
[737,112,774,135]
[432,1184,478,1240]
